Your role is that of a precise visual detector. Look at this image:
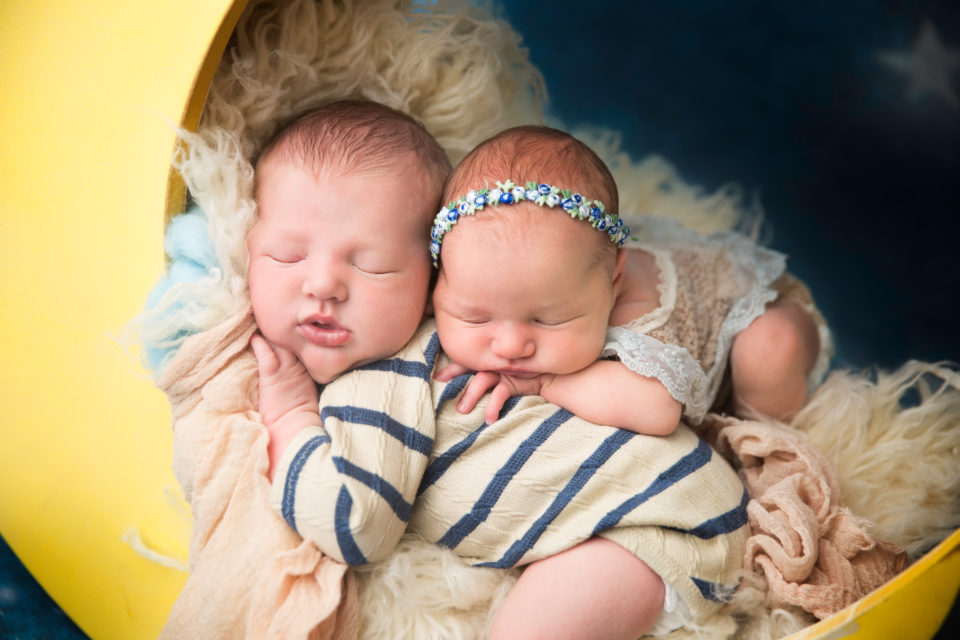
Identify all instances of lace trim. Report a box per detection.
[620,246,676,335]
[619,216,708,335]
[603,328,711,422]
[698,228,785,408]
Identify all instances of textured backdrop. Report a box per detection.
[501,0,960,369]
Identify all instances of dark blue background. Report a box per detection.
[501,0,960,369]
[2,1,957,637]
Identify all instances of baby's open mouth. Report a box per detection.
[298,315,350,346]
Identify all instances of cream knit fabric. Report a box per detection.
[270,320,750,622]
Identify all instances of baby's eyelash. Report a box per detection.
[270,255,303,264]
[353,263,398,276]
[535,314,581,327]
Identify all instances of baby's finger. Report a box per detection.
[250,334,280,376]
[455,378,486,414]
[456,371,498,414]
[271,343,302,370]
[485,383,513,424]
[435,362,471,381]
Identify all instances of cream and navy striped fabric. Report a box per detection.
[270,320,749,619]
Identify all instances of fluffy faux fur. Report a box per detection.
[136,1,960,638]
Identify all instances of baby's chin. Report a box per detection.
[307,352,395,384]
[306,368,340,385]
[303,356,356,385]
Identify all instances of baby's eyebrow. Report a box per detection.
[261,226,309,242]
[442,298,487,316]
[447,301,483,314]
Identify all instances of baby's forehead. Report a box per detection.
[444,204,613,270]
[253,157,439,235]
[466,202,605,245]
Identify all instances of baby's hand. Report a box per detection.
[455,371,554,424]
[250,334,318,426]
[250,334,320,479]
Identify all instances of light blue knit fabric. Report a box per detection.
[143,207,219,370]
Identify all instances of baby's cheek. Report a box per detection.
[435,326,471,367]
[561,330,605,372]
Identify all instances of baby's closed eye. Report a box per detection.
[534,315,581,327]
[352,261,400,276]
[269,253,304,264]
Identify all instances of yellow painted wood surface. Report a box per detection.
[0,1,245,637]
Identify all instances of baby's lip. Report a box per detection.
[297,315,350,346]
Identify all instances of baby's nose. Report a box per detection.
[302,266,347,302]
[492,325,535,360]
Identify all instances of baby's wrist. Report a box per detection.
[269,408,320,438]
[266,410,320,481]
[537,372,559,396]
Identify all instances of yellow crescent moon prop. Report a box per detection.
[0,1,246,638]
[0,2,956,639]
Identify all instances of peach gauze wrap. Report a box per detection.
[157,309,358,640]
[699,414,907,620]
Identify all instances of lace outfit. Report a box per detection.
[603,217,831,423]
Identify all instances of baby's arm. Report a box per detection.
[264,327,438,564]
[540,361,681,436]
[440,360,681,435]
[250,334,320,480]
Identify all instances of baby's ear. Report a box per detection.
[611,248,628,291]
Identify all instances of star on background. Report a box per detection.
[879,20,960,109]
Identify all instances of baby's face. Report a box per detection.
[433,206,619,377]
[248,158,433,383]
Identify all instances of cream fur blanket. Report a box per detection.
[136,1,960,638]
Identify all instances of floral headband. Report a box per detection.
[430,180,631,267]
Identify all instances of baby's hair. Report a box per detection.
[443,126,618,211]
[256,100,452,213]
[442,125,620,269]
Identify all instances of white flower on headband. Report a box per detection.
[430,180,631,267]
